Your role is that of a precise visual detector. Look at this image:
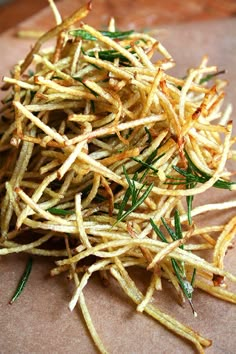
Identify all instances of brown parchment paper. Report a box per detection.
[0,10,235,354]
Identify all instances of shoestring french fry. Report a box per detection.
[0,1,236,353]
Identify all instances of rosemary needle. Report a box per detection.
[48,207,75,216]
[116,166,153,223]
[9,258,33,305]
[69,29,134,40]
[151,216,197,316]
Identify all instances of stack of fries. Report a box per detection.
[0,2,235,353]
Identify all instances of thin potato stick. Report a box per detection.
[57,141,86,179]
[69,259,111,311]
[48,0,62,25]
[194,278,236,304]
[0,232,54,255]
[16,172,58,229]
[136,272,160,312]
[19,2,91,74]
[180,201,236,223]
[65,114,165,146]
[213,215,236,269]
[13,101,65,144]
[15,187,72,226]
[64,237,108,354]
[75,193,91,248]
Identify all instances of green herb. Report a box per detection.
[167,151,236,191]
[199,70,225,85]
[171,259,195,312]
[86,47,134,64]
[185,161,196,225]
[9,258,33,304]
[150,215,196,315]
[69,29,134,41]
[116,166,153,223]
[167,149,235,225]
[48,208,74,215]
[99,29,134,40]
[124,128,132,139]
[28,69,35,77]
[30,91,36,100]
[161,216,178,242]
[177,70,225,90]
[132,157,159,173]
[190,268,197,287]
[186,195,194,225]
[174,209,183,241]
[133,148,165,174]
[145,127,152,144]
[73,77,98,97]
[90,100,95,113]
[150,218,167,243]
[2,96,13,104]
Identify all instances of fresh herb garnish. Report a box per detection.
[190,268,197,287]
[150,213,196,315]
[86,47,135,64]
[133,148,165,174]
[47,208,74,216]
[177,70,225,90]
[199,70,225,85]
[132,157,159,173]
[90,100,95,113]
[28,69,35,77]
[185,161,197,225]
[116,166,153,223]
[9,258,33,304]
[145,127,152,144]
[73,77,98,96]
[69,29,134,41]
[167,151,236,191]
[166,151,235,223]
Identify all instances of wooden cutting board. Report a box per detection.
[0,4,236,354]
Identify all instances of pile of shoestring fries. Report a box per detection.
[0,1,236,353]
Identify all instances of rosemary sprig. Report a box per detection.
[90,100,95,113]
[85,46,135,64]
[145,127,152,144]
[132,157,159,173]
[48,207,74,216]
[161,216,178,242]
[69,29,134,41]
[9,258,33,304]
[185,162,197,225]
[28,69,35,77]
[171,259,195,312]
[116,166,153,223]
[199,70,225,85]
[167,151,235,224]
[177,70,225,90]
[191,268,197,287]
[150,214,196,315]
[133,148,165,174]
[174,209,183,243]
[73,77,98,97]
[167,152,236,191]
